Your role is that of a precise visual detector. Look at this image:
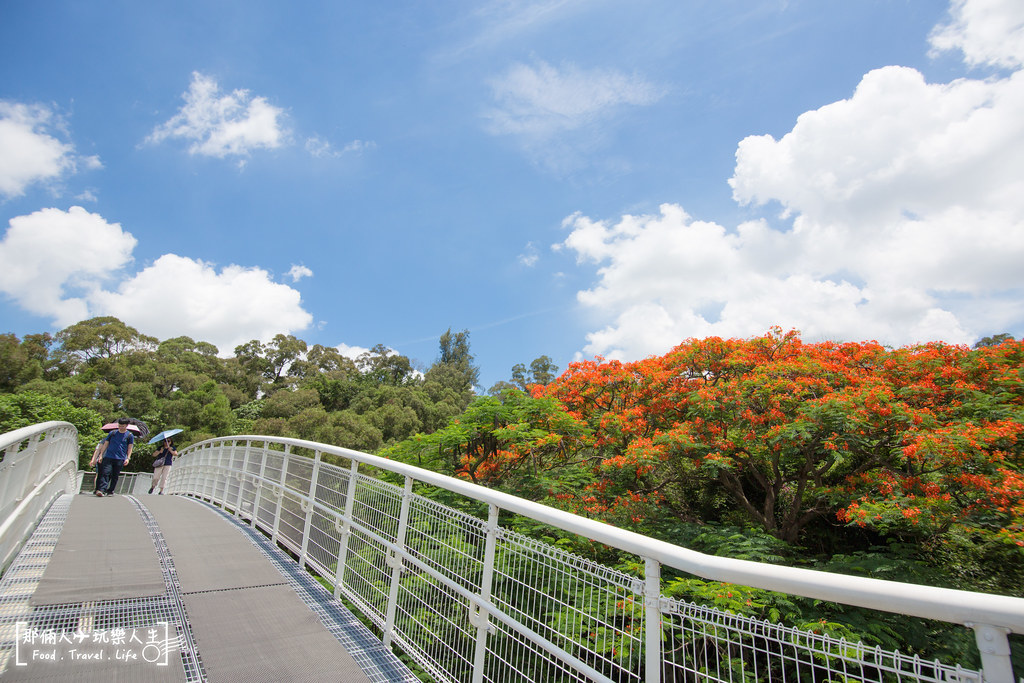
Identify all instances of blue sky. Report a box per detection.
[1,0,1022,390]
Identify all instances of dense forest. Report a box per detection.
[2,317,1022,663]
[0,316,502,460]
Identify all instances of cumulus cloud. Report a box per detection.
[483,60,664,169]
[561,0,1024,359]
[0,206,313,354]
[147,72,288,159]
[92,255,313,354]
[0,102,93,198]
[729,66,1024,226]
[558,205,989,359]
[0,207,136,325]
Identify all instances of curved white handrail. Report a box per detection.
[171,434,1022,683]
[0,422,79,574]
[184,434,1024,631]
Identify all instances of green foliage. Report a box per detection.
[974,333,1015,349]
[0,391,105,465]
[55,316,157,368]
[489,355,560,394]
[0,333,50,391]
[0,318,504,475]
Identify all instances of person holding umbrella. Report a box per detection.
[148,428,183,494]
[94,417,135,496]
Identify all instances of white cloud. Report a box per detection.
[147,72,287,159]
[559,204,994,360]
[304,136,333,158]
[288,264,313,282]
[304,136,376,158]
[335,343,371,360]
[518,241,540,267]
[483,60,664,169]
[0,102,84,198]
[485,60,663,137]
[0,206,313,354]
[729,66,1024,226]
[92,255,312,354]
[341,139,376,154]
[0,207,136,326]
[561,0,1024,359]
[929,0,1024,69]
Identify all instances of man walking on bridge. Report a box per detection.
[94,417,134,497]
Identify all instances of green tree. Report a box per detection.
[232,339,273,395]
[528,356,559,386]
[289,343,358,380]
[357,344,416,385]
[0,334,45,391]
[974,333,1015,348]
[385,388,590,494]
[54,317,157,369]
[424,328,479,410]
[0,391,105,466]
[489,356,560,394]
[262,388,321,419]
[266,333,308,386]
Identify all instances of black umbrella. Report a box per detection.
[127,418,149,439]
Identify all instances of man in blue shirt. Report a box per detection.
[94,417,134,496]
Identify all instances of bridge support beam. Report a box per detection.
[970,623,1013,683]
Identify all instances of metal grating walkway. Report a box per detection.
[0,493,418,682]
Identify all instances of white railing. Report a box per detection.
[0,422,79,575]
[168,435,1023,683]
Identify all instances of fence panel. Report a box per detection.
[164,435,1021,683]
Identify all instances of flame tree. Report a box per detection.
[534,329,1023,547]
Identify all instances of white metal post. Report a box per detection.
[299,451,322,568]
[216,442,229,505]
[334,460,361,598]
[252,441,268,529]
[383,476,414,648]
[470,504,500,683]
[271,445,290,545]
[644,557,662,683]
[234,440,251,519]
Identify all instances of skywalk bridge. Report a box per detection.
[0,422,1021,682]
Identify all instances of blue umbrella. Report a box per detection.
[148,428,184,445]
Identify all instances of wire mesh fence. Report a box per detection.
[165,436,1013,683]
